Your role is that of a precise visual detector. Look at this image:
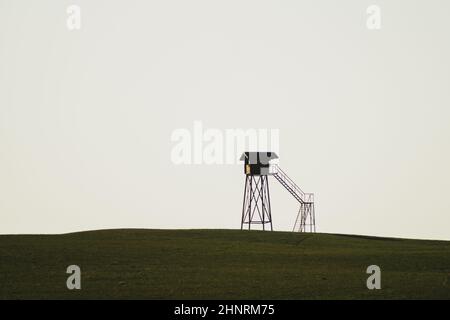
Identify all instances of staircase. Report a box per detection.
[271,165,314,204]
[270,164,316,232]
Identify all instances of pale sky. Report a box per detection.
[1,1,449,240]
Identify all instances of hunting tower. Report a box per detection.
[240,151,316,232]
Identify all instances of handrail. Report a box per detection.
[272,165,305,196]
[271,164,314,203]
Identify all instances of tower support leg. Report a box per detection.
[241,175,273,231]
[296,203,316,233]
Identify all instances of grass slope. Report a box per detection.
[0,229,449,299]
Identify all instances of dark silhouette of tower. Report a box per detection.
[240,151,316,232]
[240,152,278,231]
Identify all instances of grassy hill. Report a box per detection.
[0,229,449,299]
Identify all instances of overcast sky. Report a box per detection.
[1,0,449,240]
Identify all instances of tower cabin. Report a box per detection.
[240,152,278,176]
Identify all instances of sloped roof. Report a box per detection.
[240,152,279,163]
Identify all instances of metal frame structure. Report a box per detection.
[293,202,316,232]
[272,165,316,233]
[239,152,315,233]
[241,175,273,231]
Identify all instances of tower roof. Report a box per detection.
[240,152,278,164]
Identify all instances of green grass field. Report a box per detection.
[0,229,449,299]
